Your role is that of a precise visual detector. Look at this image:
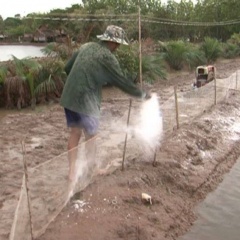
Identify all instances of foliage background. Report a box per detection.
[1,0,240,109]
[1,0,240,42]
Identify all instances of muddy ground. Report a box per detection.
[1,58,240,240]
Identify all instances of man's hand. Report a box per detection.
[142,90,153,100]
[144,91,152,100]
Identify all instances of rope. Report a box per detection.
[18,14,240,27]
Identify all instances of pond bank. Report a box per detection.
[0,42,47,46]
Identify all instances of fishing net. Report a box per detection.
[161,71,239,135]
[5,70,240,240]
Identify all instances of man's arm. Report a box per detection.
[64,51,79,76]
[102,54,146,98]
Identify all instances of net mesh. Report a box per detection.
[9,176,32,240]
[161,71,239,135]
[2,70,240,240]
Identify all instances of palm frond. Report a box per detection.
[34,74,56,96]
[222,43,240,59]
[162,40,188,70]
[11,55,42,79]
[41,43,58,57]
[200,37,222,63]
[41,41,80,61]
[141,55,167,83]
[0,65,8,84]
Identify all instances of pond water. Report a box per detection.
[0,45,45,61]
[179,158,240,240]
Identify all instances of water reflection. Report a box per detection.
[0,45,44,61]
[179,159,240,240]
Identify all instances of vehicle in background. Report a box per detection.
[193,65,216,88]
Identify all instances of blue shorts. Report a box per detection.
[64,108,99,136]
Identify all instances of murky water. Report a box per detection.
[179,159,240,240]
[0,45,44,61]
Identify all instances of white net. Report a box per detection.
[3,70,240,240]
[161,71,239,135]
[9,176,32,240]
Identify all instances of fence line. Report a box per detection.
[19,14,240,27]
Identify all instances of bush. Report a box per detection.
[200,37,222,63]
[184,43,206,69]
[161,41,187,70]
[227,33,240,46]
[222,42,240,59]
[161,40,205,71]
[139,54,167,83]
[115,45,138,81]
[116,43,167,83]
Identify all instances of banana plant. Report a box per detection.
[41,37,80,61]
[0,65,8,86]
[13,56,42,109]
[34,58,66,102]
[1,56,42,109]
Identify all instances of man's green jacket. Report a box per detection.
[60,41,144,118]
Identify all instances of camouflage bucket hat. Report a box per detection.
[97,25,129,45]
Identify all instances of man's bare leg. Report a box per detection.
[84,132,97,175]
[68,127,82,181]
[84,133,107,176]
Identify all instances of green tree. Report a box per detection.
[0,15,4,33]
[6,25,25,39]
[4,17,23,40]
[116,43,167,83]
[4,17,22,28]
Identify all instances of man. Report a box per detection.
[60,25,150,182]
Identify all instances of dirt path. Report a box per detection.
[1,58,240,240]
[37,91,240,240]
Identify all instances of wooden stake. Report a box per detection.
[236,71,238,90]
[174,86,180,129]
[122,99,132,171]
[152,148,157,167]
[138,1,143,90]
[21,141,34,240]
[214,77,217,105]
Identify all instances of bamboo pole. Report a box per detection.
[9,175,25,240]
[122,99,132,171]
[152,149,157,167]
[236,71,238,90]
[214,77,217,105]
[138,0,143,90]
[21,141,34,240]
[174,86,180,129]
